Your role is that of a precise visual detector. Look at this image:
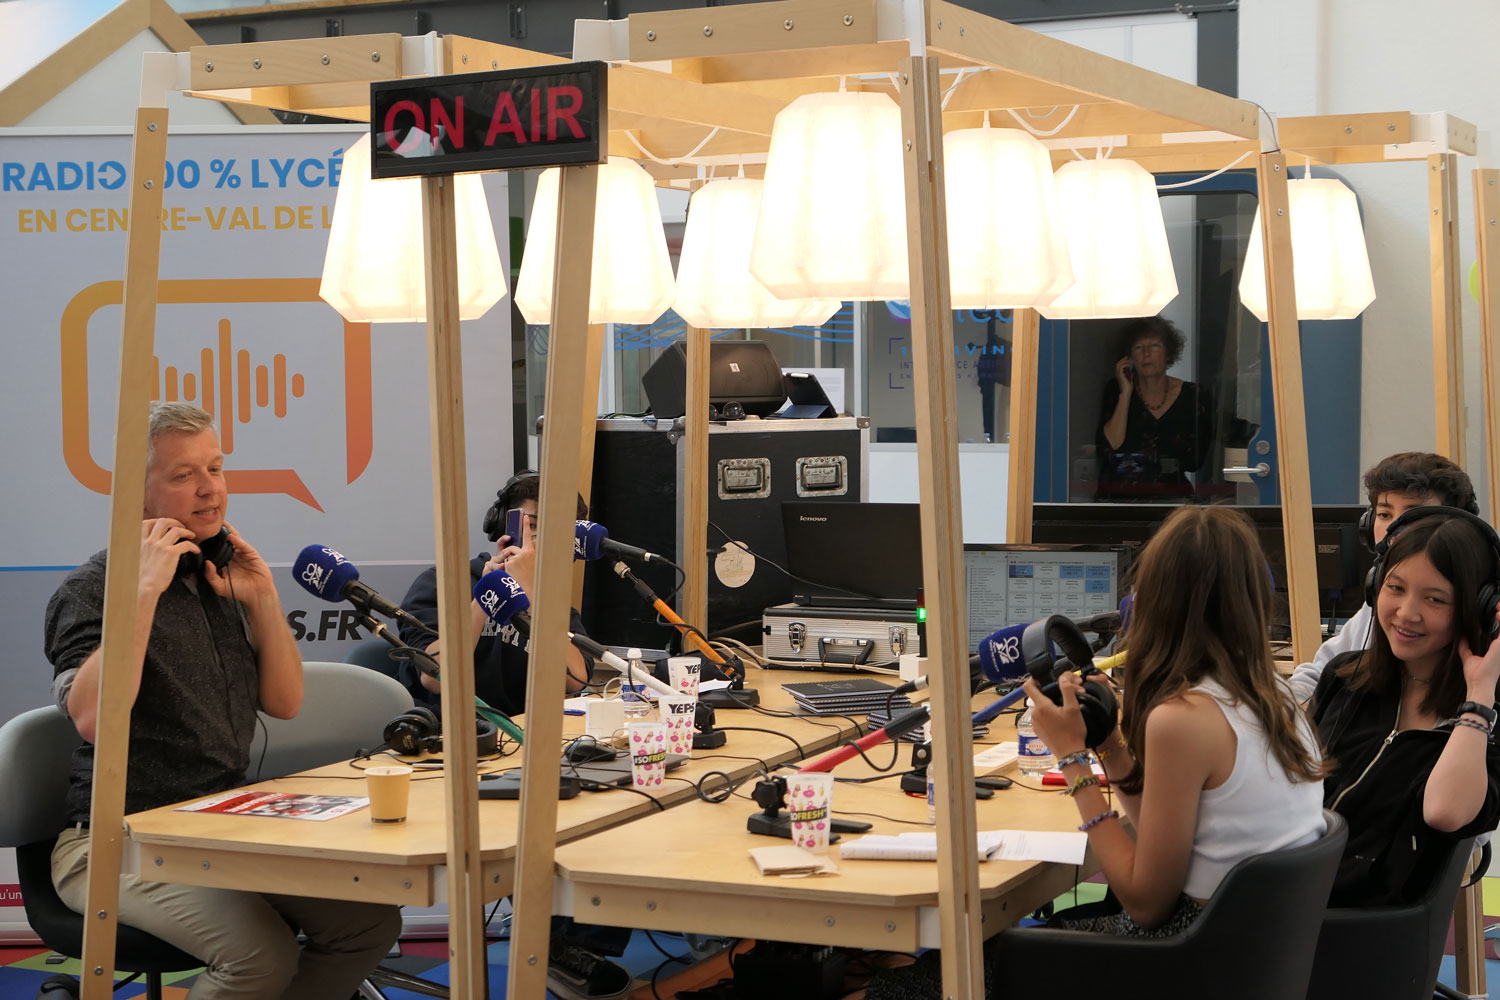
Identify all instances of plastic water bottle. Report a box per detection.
[1017,699,1054,777]
[621,647,652,719]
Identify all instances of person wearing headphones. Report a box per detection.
[45,402,400,1000]
[1289,452,1479,703]
[1310,507,1500,905]
[396,468,591,717]
[397,470,627,1000]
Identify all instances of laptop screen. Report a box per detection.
[781,501,922,603]
[964,544,1125,652]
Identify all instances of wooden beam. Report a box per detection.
[419,173,486,1000]
[507,163,600,1000]
[1006,310,1040,543]
[687,40,915,84]
[573,324,606,609]
[612,64,784,136]
[1430,153,1466,464]
[1279,111,1411,149]
[0,0,148,126]
[630,0,879,61]
[681,325,712,635]
[1455,849,1487,996]
[1475,169,1500,520]
[925,0,1259,140]
[1257,153,1322,663]
[899,54,984,1000]
[79,105,169,1000]
[188,34,401,91]
[444,34,567,73]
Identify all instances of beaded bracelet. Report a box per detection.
[1079,809,1119,832]
[1065,775,1100,797]
[1451,717,1492,738]
[1055,750,1093,770]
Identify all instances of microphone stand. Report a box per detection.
[613,561,760,708]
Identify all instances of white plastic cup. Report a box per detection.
[660,694,697,758]
[667,657,702,697]
[787,772,834,854]
[366,765,413,823]
[626,721,668,789]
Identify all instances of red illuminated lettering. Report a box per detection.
[530,88,542,142]
[383,100,425,151]
[485,92,527,146]
[430,96,464,148]
[548,86,585,140]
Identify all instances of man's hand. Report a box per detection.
[504,523,537,598]
[203,523,277,607]
[140,518,198,599]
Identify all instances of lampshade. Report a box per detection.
[1039,158,1178,320]
[749,91,909,301]
[944,127,1074,309]
[1237,176,1375,322]
[319,134,507,323]
[674,178,841,329]
[514,156,675,326]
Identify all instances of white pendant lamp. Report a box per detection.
[1039,158,1178,320]
[674,178,841,329]
[1237,176,1375,322]
[944,126,1075,310]
[749,90,909,301]
[514,156,675,326]
[319,133,507,323]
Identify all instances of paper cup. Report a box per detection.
[787,772,833,854]
[660,694,697,758]
[366,765,413,823]
[667,657,702,697]
[626,721,668,789]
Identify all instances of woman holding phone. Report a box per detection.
[1095,316,1215,503]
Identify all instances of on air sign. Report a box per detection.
[369,62,607,179]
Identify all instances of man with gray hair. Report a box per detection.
[45,401,400,999]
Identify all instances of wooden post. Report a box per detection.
[898,54,985,1000]
[420,173,486,1000]
[1256,153,1322,663]
[79,106,169,1000]
[1431,153,1467,465]
[1473,168,1500,518]
[508,162,600,1000]
[1454,847,1487,996]
[573,322,606,608]
[1005,309,1040,543]
[681,323,712,631]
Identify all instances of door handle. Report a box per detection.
[1223,463,1270,478]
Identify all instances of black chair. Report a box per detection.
[986,810,1347,999]
[0,707,201,1000]
[1305,835,1479,1000]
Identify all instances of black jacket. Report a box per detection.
[396,554,592,718]
[1312,651,1500,906]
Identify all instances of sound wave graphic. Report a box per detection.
[152,318,307,454]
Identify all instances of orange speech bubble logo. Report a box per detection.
[60,277,373,511]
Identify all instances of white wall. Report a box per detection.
[1240,0,1498,512]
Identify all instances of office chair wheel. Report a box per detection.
[35,973,79,999]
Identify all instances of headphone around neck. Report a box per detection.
[1363,506,1500,655]
[382,706,500,757]
[1020,615,1119,748]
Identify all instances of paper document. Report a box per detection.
[974,741,1019,771]
[749,844,839,877]
[177,791,367,821]
[839,829,1087,865]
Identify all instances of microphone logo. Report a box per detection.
[990,634,1022,666]
[573,535,587,559]
[320,546,348,565]
[300,562,329,594]
[478,587,500,616]
[499,574,524,599]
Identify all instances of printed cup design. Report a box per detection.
[788,772,833,854]
[667,657,701,697]
[627,721,668,788]
[661,694,697,757]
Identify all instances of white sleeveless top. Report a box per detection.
[1182,677,1327,900]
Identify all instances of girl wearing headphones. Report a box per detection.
[1310,507,1500,906]
[1023,504,1328,936]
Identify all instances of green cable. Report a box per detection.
[475,696,525,745]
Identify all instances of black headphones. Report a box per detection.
[1359,489,1481,551]
[1364,506,1500,655]
[709,401,746,421]
[176,526,235,578]
[382,707,500,757]
[1020,615,1119,748]
[481,470,539,543]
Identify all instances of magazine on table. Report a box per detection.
[177,791,368,821]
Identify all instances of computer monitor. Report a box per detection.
[963,544,1126,652]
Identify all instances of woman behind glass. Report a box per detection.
[1095,316,1215,502]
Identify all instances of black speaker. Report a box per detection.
[641,340,788,418]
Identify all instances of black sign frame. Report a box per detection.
[369,61,607,179]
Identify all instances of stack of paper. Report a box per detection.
[748,844,839,876]
[838,830,1087,864]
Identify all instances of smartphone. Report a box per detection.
[505,508,524,545]
[1122,360,1135,378]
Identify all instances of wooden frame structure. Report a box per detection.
[75,2,1493,998]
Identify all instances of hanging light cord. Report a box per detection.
[1155,149,1255,189]
[623,127,723,166]
[1006,105,1082,137]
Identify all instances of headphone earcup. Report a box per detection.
[1474,582,1500,656]
[383,707,441,755]
[476,718,499,757]
[1078,680,1119,748]
[1358,506,1376,552]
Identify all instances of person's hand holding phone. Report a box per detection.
[1114,356,1135,393]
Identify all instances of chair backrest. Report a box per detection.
[343,637,404,681]
[0,708,83,848]
[248,660,414,780]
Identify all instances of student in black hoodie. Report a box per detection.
[1312,507,1500,906]
[396,469,591,716]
